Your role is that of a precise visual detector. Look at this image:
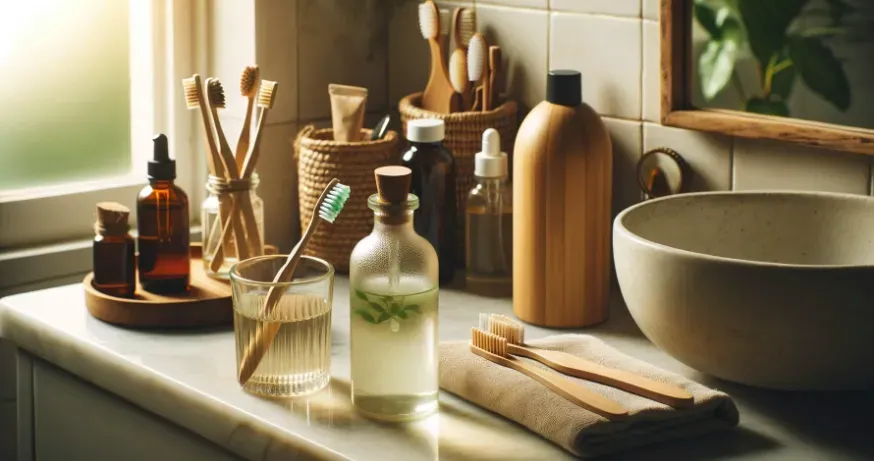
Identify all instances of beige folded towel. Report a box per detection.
[439,334,739,458]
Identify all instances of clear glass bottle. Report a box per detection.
[349,166,439,421]
[202,174,264,278]
[466,129,513,297]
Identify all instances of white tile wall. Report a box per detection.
[477,0,547,9]
[254,0,299,125]
[550,13,642,120]
[476,4,549,112]
[642,0,658,20]
[603,118,643,215]
[550,0,640,17]
[641,20,660,122]
[388,1,431,107]
[733,139,871,195]
[644,123,732,191]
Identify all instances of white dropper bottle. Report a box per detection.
[465,128,513,297]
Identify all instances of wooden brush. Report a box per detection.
[183,75,240,272]
[467,33,487,111]
[419,0,454,113]
[241,80,278,180]
[480,314,695,408]
[486,46,502,111]
[236,65,260,170]
[452,8,476,111]
[470,327,629,420]
[207,78,262,259]
[237,180,351,384]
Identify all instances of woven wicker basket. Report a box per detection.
[399,92,518,264]
[294,126,400,272]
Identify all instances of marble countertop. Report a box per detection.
[1,277,872,460]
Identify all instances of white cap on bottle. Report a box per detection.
[475,128,508,178]
[406,119,445,143]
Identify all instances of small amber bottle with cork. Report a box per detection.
[137,134,190,293]
[93,202,136,298]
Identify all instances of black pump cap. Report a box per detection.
[148,134,176,180]
[546,70,582,106]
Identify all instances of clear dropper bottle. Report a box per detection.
[465,128,513,297]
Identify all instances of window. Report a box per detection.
[0,0,203,289]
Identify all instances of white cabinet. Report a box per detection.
[29,358,241,461]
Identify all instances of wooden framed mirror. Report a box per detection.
[661,0,874,155]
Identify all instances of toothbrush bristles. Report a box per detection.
[467,34,486,82]
[257,80,278,109]
[439,8,451,36]
[471,327,508,357]
[207,79,226,108]
[240,65,259,97]
[458,9,477,47]
[318,183,351,223]
[182,76,200,109]
[418,1,439,40]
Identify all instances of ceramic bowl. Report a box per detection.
[614,191,874,390]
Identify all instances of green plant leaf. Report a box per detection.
[694,1,722,39]
[396,309,408,319]
[770,58,796,100]
[739,0,809,66]
[390,303,402,316]
[699,39,738,100]
[353,308,377,324]
[404,304,421,314]
[354,289,368,301]
[746,97,790,116]
[368,302,388,314]
[376,312,391,323]
[788,36,850,111]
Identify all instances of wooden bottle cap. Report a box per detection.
[96,202,130,235]
[374,166,411,204]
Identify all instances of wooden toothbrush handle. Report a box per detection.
[471,345,628,420]
[237,219,320,384]
[509,345,695,408]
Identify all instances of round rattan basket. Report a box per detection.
[295,126,400,272]
[399,92,518,265]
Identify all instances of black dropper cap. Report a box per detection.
[546,70,582,107]
[148,134,176,180]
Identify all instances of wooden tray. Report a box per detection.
[84,244,233,328]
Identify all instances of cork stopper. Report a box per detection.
[375,166,411,204]
[95,202,130,235]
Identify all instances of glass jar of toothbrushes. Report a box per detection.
[202,174,265,278]
[349,166,439,421]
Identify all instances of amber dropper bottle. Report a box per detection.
[93,202,136,298]
[137,134,190,293]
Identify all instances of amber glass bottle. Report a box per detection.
[137,134,190,293]
[401,119,457,284]
[93,202,136,297]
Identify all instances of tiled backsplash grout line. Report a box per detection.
[729,136,736,190]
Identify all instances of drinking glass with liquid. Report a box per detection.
[230,255,334,398]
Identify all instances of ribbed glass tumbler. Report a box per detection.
[230,255,334,398]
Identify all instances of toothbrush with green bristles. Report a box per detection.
[237,179,351,384]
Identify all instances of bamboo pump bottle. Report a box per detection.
[512,70,613,327]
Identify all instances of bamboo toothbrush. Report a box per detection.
[206,78,262,259]
[486,46,502,110]
[467,33,487,111]
[183,74,240,272]
[449,7,476,112]
[481,314,695,408]
[471,328,629,420]
[419,0,454,113]
[237,180,351,384]
[236,65,260,170]
[241,80,278,180]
